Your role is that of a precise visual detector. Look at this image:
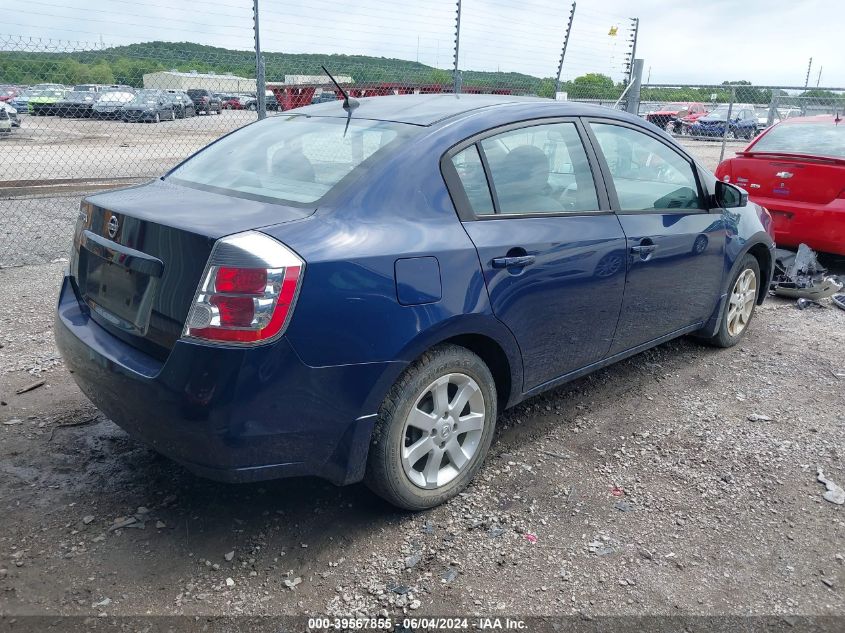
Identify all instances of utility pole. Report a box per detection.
[253,0,266,120]
[452,0,462,94]
[626,17,639,85]
[554,2,576,97]
[816,66,823,87]
[804,57,812,89]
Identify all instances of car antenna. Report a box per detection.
[321,65,358,112]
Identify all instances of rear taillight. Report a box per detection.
[183,231,304,345]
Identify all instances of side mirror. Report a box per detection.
[715,180,748,208]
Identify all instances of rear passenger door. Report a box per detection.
[585,120,726,354]
[443,119,627,391]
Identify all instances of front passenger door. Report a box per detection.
[586,121,726,354]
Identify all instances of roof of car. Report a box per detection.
[294,93,562,126]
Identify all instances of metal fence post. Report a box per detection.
[719,86,736,164]
[453,0,462,94]
[554,2,576,96]
[253,0,266,120]
[767,92,778,127]
[625,59,643,114]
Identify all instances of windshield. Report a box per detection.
[168,115,409,204]
[752,122,845,159]
[35,89,66,99]
[706,106,733,118]
[129,91,162,105]
[98,91,134,103]
[66,91,96,102]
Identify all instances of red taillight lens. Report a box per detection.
[183,232,304,345]
[211,295,255,326]
[214,267,267,293]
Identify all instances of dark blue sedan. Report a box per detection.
[690,103,759,139]
[55,94,775,510]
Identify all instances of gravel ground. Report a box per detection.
[0,259,843,620]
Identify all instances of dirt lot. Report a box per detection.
[1,257,843,621]
[0,112,257,267]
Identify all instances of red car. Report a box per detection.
[0,85,20,103]
[220,95,245,110]
[715,115,845,255]
[646,102,708,132]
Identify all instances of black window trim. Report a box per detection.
[581,116,713,216]
[440,116,613,221]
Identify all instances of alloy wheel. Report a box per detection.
[727,268,757,337]
[401,373,486,490]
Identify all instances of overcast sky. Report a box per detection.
[4,0,840,86]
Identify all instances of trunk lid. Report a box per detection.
[731,154,845,205]
[70,179,313,358]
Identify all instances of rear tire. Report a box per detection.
[365,344,497,510]
[703,254,760,348]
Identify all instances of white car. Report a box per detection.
[0,101,19,127]
[0,108,12,136]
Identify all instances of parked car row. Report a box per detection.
[217,91,283,111]
[0,83,267,124]
[645,101,813,139]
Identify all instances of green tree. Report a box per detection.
[570,73,617,99]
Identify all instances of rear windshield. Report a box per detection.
[187,90,208,98]
[752,122,845,158]
[167,115,409,204]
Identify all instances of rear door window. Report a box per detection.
[450,146,494,215]
[473,122,600,215]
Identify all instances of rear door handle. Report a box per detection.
[492,255,536,268]
[630,245,656,255]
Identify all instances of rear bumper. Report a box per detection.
[55,275,399,485]
[752,196,845,256]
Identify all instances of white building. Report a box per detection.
[283,74,353,86]
[142,70,256,93]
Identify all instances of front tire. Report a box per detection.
[705,254,760,348]
[366,344,497,510]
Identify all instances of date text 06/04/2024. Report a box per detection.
[306,617,527,630]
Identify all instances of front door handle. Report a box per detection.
[492,255,536,268]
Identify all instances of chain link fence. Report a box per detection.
[0,32,564,267]
[2,30,843,267]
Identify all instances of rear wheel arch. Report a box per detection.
[440,333,513,410]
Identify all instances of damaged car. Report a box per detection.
[716,114,845,255]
